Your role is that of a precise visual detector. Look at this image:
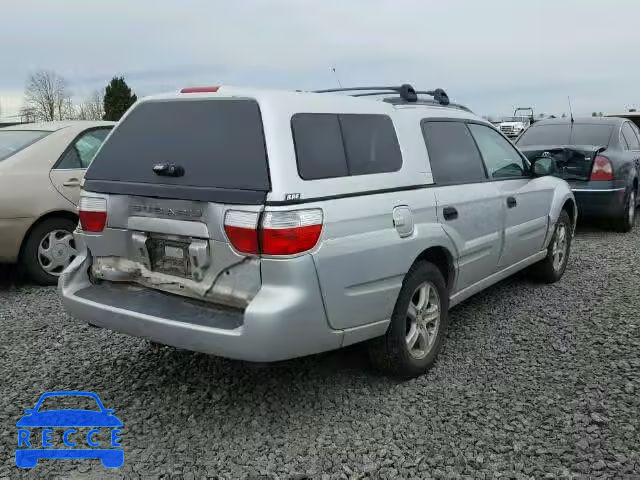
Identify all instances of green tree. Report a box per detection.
[103,76,137,121]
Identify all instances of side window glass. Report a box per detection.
[421,121,487,184]
[339,114,402,175]
[56,128,111,170]
[622,123,640,150]
[291,113,403,180]
[468,124,527,179]
[620,129,630,150]
[57,146,82,169]
[292,114,348,180]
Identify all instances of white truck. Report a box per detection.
[498,108,535,139]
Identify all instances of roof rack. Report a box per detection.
[313,84,451,106]
[383,97,473,113]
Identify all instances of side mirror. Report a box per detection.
[531,156,555,176]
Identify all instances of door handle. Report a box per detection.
[442,206,458,221]
[507,196,517,208]
[63,178,80,187]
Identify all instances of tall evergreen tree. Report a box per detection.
[103,76,137,121]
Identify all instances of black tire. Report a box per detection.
[21,217,78,286]
[368,261,449,378]
[613,187,636,233]
[530,209,572,284]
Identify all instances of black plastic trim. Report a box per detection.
[76,283,243,329]
[83,179,268,205]
[265,183,429,206]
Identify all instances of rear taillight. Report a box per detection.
[79,197,107,233]
[223,210,259,254]
[261,210,323,255]
[590,155,614,181]
[224,209,323,256]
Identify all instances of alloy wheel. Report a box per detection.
[552,222,568,272]
[405,281,441,359]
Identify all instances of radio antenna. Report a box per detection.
[330,66,343,89]
[567,96,575,123]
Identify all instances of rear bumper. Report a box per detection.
[59,251,343,362]
[567,181,627,218]
[0,217,33,263]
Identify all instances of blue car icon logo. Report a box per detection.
[16,391,123,468]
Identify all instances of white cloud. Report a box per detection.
[1,0,639,117]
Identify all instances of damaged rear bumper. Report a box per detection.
[59,250,343,362]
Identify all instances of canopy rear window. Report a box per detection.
[84,99,270,204]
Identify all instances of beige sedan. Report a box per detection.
[0,120,115,284]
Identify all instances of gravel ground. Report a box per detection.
[1,225,639,479]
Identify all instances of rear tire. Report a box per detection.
[21,217,78,286]
[368,261,449,378]
[613,187,636,233]
[530,210,572,283]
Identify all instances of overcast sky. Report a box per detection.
[1,0,639,119]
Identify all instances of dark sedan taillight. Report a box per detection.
[590,155,614,181]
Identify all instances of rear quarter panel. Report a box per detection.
[309,189,456,330]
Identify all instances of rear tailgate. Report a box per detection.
[79,97,271,307]
[519,144,605,181]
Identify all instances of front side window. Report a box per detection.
[621,122,640,150]
[421,121,486,184]
[468,123,527,179]
[291,113,402,180]
[57,128,111,169]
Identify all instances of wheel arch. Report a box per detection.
[561,197,577,231]
[412,246,456,292]
[18,210,79,260]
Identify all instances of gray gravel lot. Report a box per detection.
[1,225,639,479]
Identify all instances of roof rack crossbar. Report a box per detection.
[313,84,451,106]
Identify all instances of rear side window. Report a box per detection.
[421,121,487,184]
[0,130,50,161]
[85,99,270,203]
[291,113,402,180]
[57,128,112,169]
[340,115,403,175]
[292,114,348,179]
[621,122,640,150]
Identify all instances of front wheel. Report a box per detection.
[368,261,449,378]
[529,209,572,283]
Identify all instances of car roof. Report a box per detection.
[140,85,482,122]
[0,120,115,132]
[531,117,625,127]
[607,112,640,117]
